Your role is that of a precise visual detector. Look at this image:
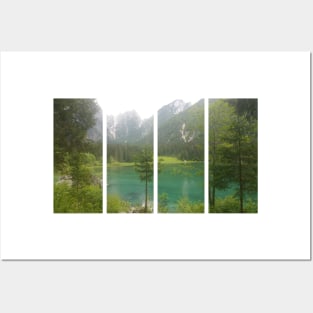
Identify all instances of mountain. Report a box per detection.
[158,99,192,127]
[107,110,153,144]
[107,99,192,145]
[158,99,204,161]
[107,110,153,163]
[106,99,204,163]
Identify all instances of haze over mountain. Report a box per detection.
[106,99,204,162]
[107,110,153,145]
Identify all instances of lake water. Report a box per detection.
[107,166,153,207]
[107,163,204,210]
[214,183,257,202]
[158,163,204,211]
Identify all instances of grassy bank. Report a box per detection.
[158,156,203,164]
[107,157,202,166]
[107,161,134,168]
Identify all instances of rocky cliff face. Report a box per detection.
[158,99,204,161]
[158,99,191,127]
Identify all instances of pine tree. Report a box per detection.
[209,99,257,213]
[224,110,257,212]
[209,100,235,210]
[134,147,153,212]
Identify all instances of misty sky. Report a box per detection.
[97,96,201,119]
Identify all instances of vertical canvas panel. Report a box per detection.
[158,99,205,213]
[54,99,103,213]
[209,99,258,213]
[107,109,154,213]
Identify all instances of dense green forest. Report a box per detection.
[54,99,103,213]
[158,99,204,213]
[209,99,257,213]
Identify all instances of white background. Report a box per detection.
[1,52,310,260]
[0,1,312,312]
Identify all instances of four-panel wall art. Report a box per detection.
[54,98,258,214]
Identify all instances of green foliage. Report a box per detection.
[108,155,116,164]
[158,100,204,161]
[228,98,258,120]
[107,195,131,213]
[84,140,103,161]
[58,152,72,175]
[158,157,164,173]
[158,194,204,213]
[244,198,258,213]
[107,161,134,167]
[70,153,93,189]
[158,193,169,213]
[54,184,102,213]
[158,156,185,164]
[210,196,257,213]
[54,99,103,213]
[213,196,241,213]
[135,147,153,182]
[107,143,142,163]
[80,152,97,165]
[78,185,103,212]
[209,100,236,208]
[209,99,257,213]
[134,146,153,212]
[176,197,204,213]
[54,99,100,171]
[54,183,74,212]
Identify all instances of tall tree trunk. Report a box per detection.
[209,185,212,210]
[212,135,216,210]
[238,139,244,213]
[145,165,148,212]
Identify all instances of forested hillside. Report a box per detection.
[158,99,204,160]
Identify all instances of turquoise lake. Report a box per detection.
[158,163,204,210]
[107,166,153,207]
[214,184,257,201]
[107,163,204,210]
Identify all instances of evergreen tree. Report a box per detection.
[209,99,257,213]
[222,110,257,212]
[134,147,153,212]
[209,100,235,210]
[54,98,99,171]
